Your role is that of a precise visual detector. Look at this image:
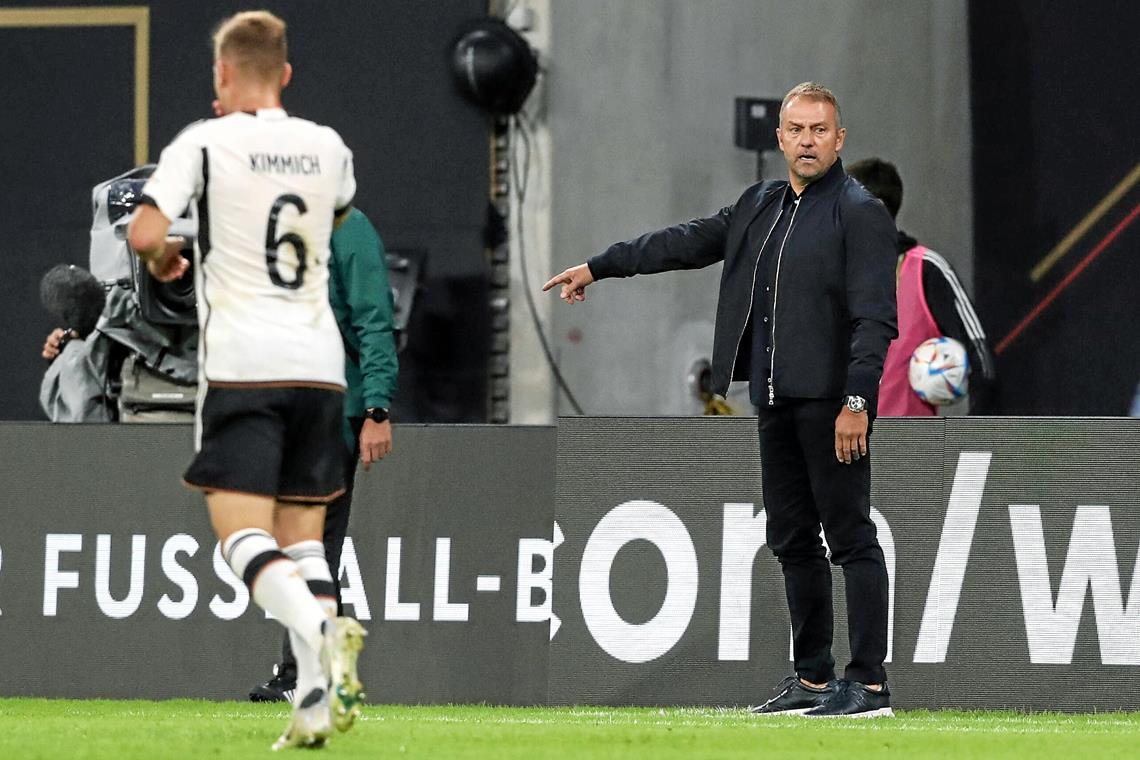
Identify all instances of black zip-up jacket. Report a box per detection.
[587,158,898,405]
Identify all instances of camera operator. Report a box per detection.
[39,265,198,423]
[39,265,115,422]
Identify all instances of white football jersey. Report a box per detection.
[142,108,354,387]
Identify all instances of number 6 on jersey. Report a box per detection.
[266,193,308,289]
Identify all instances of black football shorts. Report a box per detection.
[183,383,346,504]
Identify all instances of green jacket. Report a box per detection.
[328,209,399,449]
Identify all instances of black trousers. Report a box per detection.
[758,399,888,685]
[278,418,363,672]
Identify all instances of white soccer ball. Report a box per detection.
[908,336,970,406]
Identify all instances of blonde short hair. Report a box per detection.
[780,82,842,127]
[212,10,287,83]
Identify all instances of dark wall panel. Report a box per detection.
[0,423,554,703]
[0,22,136,421]
[4,417,1140,711]
[970,1,1140,414]
[552,416,1140,711]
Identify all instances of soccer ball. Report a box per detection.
[908,337,969,406]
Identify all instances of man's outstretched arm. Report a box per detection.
[543,205,734,304]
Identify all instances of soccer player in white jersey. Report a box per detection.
[127,11,364,750]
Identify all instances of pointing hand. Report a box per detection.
[542,263,595,304]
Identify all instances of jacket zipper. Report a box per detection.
[767,197,801,406]
[727,210,784,387]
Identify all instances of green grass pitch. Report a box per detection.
[2,699,1140,758]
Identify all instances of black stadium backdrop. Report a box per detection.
[969,1,1140,415]
[0,0,491,422]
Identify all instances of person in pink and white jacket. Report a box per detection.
[848,158,996,416]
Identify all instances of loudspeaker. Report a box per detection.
[734,97,781,152]
[450,18,538,115]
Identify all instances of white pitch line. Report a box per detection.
[356,711,1140,735]
[61,704,1140,736]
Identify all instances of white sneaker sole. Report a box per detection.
[806,706,895,719]
[271,728,329,751]
[749,707,815,716]
[271,688,333,750]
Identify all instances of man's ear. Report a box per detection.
[280,62,293,90]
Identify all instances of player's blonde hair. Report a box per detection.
[780,82,842,128]
[212,10,287,83]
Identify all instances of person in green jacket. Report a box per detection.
[250,207,399,703]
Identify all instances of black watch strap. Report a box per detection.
[365,407,390,423]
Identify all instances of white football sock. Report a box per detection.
[284,540,338,616]
[283,540,337,698]
[222,528,326,654]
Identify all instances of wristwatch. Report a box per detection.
[844,395,868,414]
[365,407,390,423]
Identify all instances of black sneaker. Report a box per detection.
[249,663,296,704]
[804,679,893,718]
[750,676,835,715]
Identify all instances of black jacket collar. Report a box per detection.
[745,156,847,227]
[770,156,846,207]
[799,156,846,197]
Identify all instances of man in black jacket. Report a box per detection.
[544,82,898,717]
